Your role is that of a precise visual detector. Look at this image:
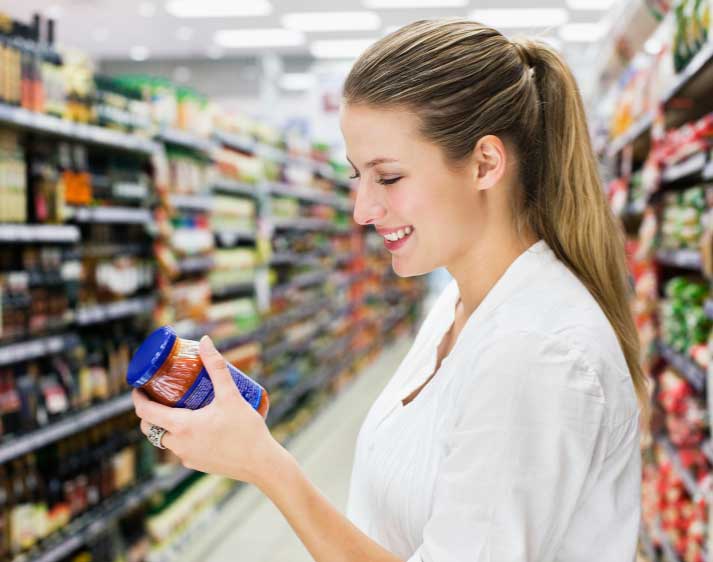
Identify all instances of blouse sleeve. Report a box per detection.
[406,331,608,562]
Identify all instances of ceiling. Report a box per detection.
[3,0,617,61]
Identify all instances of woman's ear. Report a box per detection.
[471,135,507,191]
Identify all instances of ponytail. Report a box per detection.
[513,38,650,422]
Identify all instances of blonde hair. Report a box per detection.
[344,19,649,418]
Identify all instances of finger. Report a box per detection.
[140,419,151,436]
[132,389,187,432]
[199,336,235,400]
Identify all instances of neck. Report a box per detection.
[447,229,539,320]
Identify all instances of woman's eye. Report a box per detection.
[377,176,402,186]
[349,173,360,180]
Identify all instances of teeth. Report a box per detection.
[384,227,414,242]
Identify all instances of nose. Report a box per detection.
[352,180,386,226]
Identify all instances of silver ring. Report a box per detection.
[147,424,167,449]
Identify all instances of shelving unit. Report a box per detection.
[603,11,713,562]
[0,104,158,154]
[0,393,133,465]
[0,25,419,557]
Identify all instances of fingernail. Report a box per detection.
[200,335,216,352]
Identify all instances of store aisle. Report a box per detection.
[188,336,414,562]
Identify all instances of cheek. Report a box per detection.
[387,185,436,226]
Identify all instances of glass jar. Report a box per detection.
[126,326,269,417]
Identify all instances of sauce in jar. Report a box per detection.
[126,326,269,417]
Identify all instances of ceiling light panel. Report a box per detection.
[214,29,305,48]
[566,0,618,9]
[166,0,273,18]
[279,73,317,90]
[282,12,381,32]
[469,9,569,29]
[558,22,608,42]
[310,39,377,59]
[363,0,467,7]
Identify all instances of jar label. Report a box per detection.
[176,364,263,411]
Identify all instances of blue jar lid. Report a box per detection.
[126,326,177,388]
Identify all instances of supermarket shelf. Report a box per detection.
[16,467,191,562]
[262,296,332,332]
[660,530,682,562]
[608,113,653,157]
[0,224,80,244]
[76,296,157,326]
[0,393,133,465]
[266,358,346,425]
[214,130,348,187]
[639,523,657,562]
[213,177,262,198]
[262,314,333,363]
[66,205,153,225]
[168,194,213,212]
[271,270,329,297]
[0,333,80,366]
[662,40,713,104]
[655,248,702,271]
[213,130,256,153]
[215,329,264,353]
[267,181,349,210]
[383,304,411,333]
[661,151,708,184]
[271,216,336,231]
[658,436,712,503]
[705,299,713,320]
[211,281,255,299]
[177,255,215,275]
[0,103,158,155]
[269,251,323,267]
[656,340,707,392]
[214,228,256,246]
[111,182,149,200]
[156,127,215,154]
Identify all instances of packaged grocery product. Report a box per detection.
[126,326,269,416]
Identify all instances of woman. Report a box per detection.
[133,19,646,562]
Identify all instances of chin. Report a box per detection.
[392,258,435,278]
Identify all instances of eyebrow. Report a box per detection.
[346,156,399,170]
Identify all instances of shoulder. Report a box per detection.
[457,249,638,425]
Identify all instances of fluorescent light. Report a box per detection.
[283,12,381,32]
[138,2,156,17]
[166,0,272,18]
[566,0,617,9]
[469,9,569,29]
[176,26,194,41]
[558,22,608,42]
[215,29,304,48]
[310,39,377,59]
[364,0,467,7]
[130,46,150,61]
[279,73,316,90]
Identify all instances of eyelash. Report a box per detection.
[348,173,402,186]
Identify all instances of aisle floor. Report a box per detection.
[197,336,414,562]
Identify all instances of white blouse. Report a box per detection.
[346,240,641,562]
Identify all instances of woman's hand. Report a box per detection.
[132,335,282,486]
